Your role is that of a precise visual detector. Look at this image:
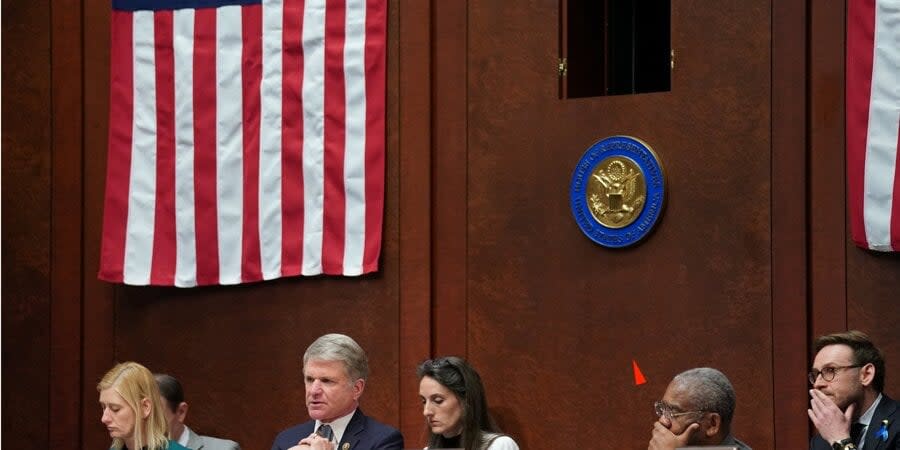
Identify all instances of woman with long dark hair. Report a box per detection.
[417,357,519,450]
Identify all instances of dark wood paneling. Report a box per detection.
[1,1,53,449]
[432,0,468,359]
[847,250,900,396]
[809,0,849,338]
[50,0,85,448]
[465,1,773,448]
[772,0,811,449]
[82,0,117,448]
[397,0,433,445]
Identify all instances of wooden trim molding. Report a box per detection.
[431,0,468,359]
[397,0,433,445]
[50,0,85,447]
[771,0,811,448]
[808,0,848,337]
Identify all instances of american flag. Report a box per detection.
[99,0,386,286]
[847,0,900,252]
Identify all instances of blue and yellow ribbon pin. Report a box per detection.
[876,419,889,442]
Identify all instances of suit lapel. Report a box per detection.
[340,409,365,450]
[864,395,897,450]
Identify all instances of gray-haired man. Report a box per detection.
[271,333,404,450]
[648,367,751,450]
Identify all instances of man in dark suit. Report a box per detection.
[808,330,899,450]
[648,367,752,450]
[155,373,242,450]
[271,333,404,450]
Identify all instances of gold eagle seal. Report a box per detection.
[586,156,646,228]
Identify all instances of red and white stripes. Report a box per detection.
[848,0,900,252]
[100,0,386,286]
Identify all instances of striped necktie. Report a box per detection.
[316,423,335,443]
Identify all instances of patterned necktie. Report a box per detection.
[317,423,335,443]
[851,422,866,446]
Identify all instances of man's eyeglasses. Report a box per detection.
[807,365,862,384]
[654,400,705,421]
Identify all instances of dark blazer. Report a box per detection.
[721,433,752,450]
[810,394,899,450]
[270,409,403,450]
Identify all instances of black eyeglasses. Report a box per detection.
[654,400,704,421]
[808,365,862,384]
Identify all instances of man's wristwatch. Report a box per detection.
[832,438,858,450]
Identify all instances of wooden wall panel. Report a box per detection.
[1,1,53,449]
[82,0,117,447]
[465,1,774,448]
[772,0,811,448]
[50,0,86,447]
[847,250,900,396]
[808,0,849,338]
[431,0,469,360]
[397,0,434,445]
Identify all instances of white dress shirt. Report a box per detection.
[856,393,883,449]
[315,408,356,449]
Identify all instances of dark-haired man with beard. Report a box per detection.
[808,331,899,450]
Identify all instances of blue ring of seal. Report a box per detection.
[569,136,666,248]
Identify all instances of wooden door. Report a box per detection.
[434,1,782,447]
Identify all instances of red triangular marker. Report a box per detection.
[633,359,647,385]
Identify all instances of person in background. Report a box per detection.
[271,333,404,450]
[648,367,751,450]
[417,356,519,450]
[155,373,241,450]
[808,330,898,450]
[98,361,190,450]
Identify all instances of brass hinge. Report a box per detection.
[670,49,675,70]
[558,58,567,77]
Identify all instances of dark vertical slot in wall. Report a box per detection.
[606,0,635,94]
[564,0,670,98]
[566,0,607,97]
[633,2,670,93]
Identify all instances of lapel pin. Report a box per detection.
[876,419,889,442]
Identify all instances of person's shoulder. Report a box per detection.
[166,440,192,450]
[362,414,401,432]
[198,434,242,450]
[484,434,519,450]
[355,412,403,448]
[356,411,401,435]
[883,393,900,409]
[273,420,316,443]
[725,435,752,450]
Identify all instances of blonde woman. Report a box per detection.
[98,362,190,450]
